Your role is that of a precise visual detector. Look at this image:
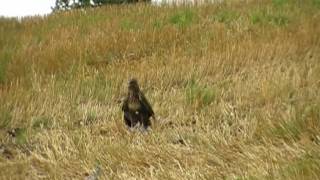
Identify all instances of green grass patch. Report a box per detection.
[0,59,8,84]
[250,9,289,26]
[0,108,12,129]
[84,111,98,125]
[213,10,239,24]
[278,152,320,179]
[32,116,53,130]
[271,103,320,141]
[313,0,320,7]
[185,79,216,109]
[272,0,289,8]
[169,9,196,27]
[120,18,140,31]
[272,118,302,141]
[0,50,13,84]
[14,128,28,145]
[153,19,165,29]
[77,74,113,102]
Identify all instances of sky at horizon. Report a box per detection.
[0,0,207,18]
[0,0,55,18]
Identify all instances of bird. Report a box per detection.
[121,78,155,130]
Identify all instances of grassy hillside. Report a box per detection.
[1,0,320,179]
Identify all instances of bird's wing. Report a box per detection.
[121,97,128,111]
[139,92,154,117]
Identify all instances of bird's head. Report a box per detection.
[128,78,140,94]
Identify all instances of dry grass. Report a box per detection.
[1,0,320,179]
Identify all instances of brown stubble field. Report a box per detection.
[0,0,320,179]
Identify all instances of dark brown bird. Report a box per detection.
[122,79,155,130]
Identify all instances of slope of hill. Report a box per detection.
[0,0,320,179]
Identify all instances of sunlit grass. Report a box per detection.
[0,0,320,179]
